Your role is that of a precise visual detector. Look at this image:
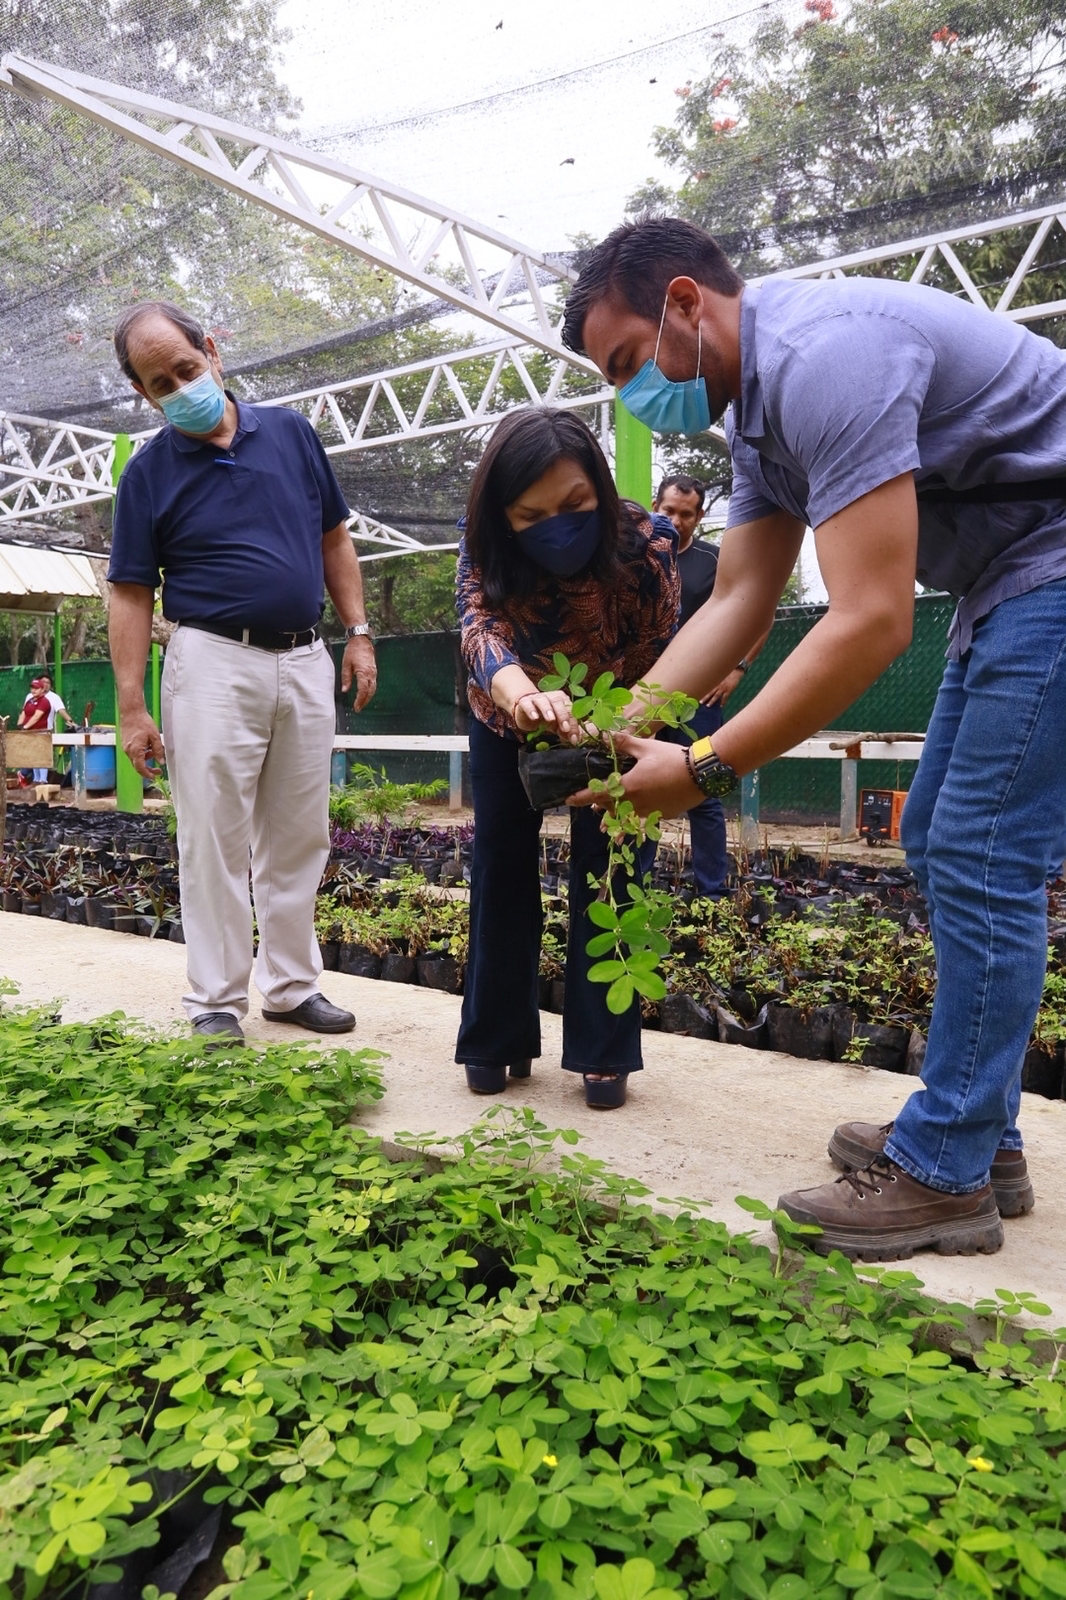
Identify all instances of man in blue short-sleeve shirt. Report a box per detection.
[108,300,377,1045]
[563,216,1066,1261]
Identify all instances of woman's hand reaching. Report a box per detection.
[513,689,580,743]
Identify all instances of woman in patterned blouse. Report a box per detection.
[454,407,679,1109]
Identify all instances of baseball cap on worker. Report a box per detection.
[30,678,44,688]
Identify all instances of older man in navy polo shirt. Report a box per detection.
[564,216,1066,1262]
[107,300,377,1044]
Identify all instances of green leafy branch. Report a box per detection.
[535,656,697,1014]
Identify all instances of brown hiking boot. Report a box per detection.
[828,1121,1035,1217]
[777,1157,1004,1261]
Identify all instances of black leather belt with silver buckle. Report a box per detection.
[179,619,319,651]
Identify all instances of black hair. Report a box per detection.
[464,407,644,609]
[561,217,744,356]
[113,300,209,384]
[655,473,706,511]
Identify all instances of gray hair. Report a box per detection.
[113,300,209,384]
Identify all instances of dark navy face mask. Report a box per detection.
[514,507,601,577]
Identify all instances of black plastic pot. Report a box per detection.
[417,954,461,993]
[518,745,635,811]
[832,1008,910,1072]
[65,895,88,925]
[318,940,339,970]
[716,1003,768,1049]
[21,898,41,916]
[660,992,717,1039]
[167,920,185,944]
[86,897,115,930]
[549,978,566,1013]
[1,890,21,913]
[1021,1044,1062,1099]
[338,943,383,979]
[765,1002,838,1061]
[381,953,417,984]
[111,912,138,934]
[905,1030,927,1077]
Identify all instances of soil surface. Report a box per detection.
[3,912,1064,1327]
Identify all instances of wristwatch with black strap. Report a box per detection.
[685,735,740,798]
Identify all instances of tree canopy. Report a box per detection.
[629,0,1066,513]
[631,0,1066,273]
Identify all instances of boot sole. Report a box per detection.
[827,1133,1035,1219]
[778,1209,1004,1262]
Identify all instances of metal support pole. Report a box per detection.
[111,433,143,813]
[840,758,859,841]
[449,749,463,811]
[52,610,63,698]
[613,396,653,508]
[739,769,760,850]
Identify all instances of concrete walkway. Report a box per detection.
[3,911,1066,1324]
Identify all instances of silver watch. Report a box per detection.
[345,623,373,641]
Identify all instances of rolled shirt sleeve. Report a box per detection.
[725,435,783,529]
[764,312,934,529]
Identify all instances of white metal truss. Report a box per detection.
[4,54,1066,544]
[257,340,614,455]
[0,412,119,523]
[0,53,595,369]
[347,510,456,559]
[768,197,1066,323]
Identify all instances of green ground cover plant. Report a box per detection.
[5,1006,1066,1599]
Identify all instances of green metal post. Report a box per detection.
[111,433,143,813]
[52,611,63,698]
[111,433,132,486]
[613,395,653,508]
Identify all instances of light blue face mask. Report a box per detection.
[618,297,711,436]
[159,368,226,434]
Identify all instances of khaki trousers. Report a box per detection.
[161,625,336,1020]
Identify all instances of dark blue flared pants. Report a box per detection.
[455,718,645,1075]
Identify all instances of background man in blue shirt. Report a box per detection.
[108,301,377,1044]
[563,216,1066,1262]
[652,473,769,898]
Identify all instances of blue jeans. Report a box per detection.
[886,580,1066,1193]
[656,702,729,897]
[455,718,650,1075]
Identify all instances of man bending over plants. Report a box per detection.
[562,214,1066,1261]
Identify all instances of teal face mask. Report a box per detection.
[159,368,226,434]
[618,296,711,436]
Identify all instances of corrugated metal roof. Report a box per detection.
[0,546,100,611]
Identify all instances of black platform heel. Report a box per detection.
[583,1073,627,1109]
[509,1058,532,1080]
[465,1064,507,1094]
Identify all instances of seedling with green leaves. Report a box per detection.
[534,654,697,1013]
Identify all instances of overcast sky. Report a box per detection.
[276,0,788,248]
[274,0,823,593]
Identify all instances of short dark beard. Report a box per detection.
[699,339,732,424]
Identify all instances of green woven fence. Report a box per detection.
[722,592,955,818]
[0,595,957,816]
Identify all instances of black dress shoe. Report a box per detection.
[262,994,355,1034]
[192,1012,245,1046]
